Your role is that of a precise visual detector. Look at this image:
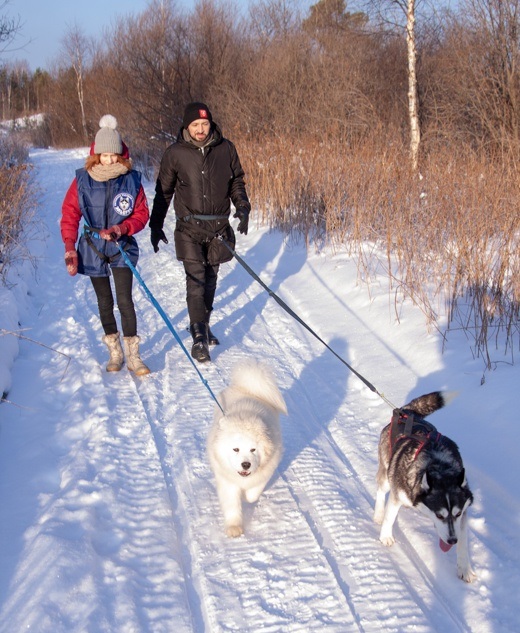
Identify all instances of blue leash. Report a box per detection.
[84,226,224,412]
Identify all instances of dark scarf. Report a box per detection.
[182,127,214,149]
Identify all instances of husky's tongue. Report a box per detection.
[439,539,453,552]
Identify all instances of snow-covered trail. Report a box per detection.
[0,148,518,632]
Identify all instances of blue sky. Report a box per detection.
[4,0,250,71]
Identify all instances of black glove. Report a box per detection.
[151,228,169,253]
[233,208,249,235]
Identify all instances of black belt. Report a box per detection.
[182,214,224,221]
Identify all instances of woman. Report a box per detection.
[60,115,150,375]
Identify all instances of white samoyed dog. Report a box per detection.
[207,360,287,537]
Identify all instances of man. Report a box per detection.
[150,102,251,362]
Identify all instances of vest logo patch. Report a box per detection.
[113,193,134,216]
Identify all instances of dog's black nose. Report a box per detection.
[241,462,251,470]
[447,537,458,545]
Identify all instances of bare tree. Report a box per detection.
[59,24,92,143]
[0,0,23,54]
[441,0,520,154]
[187,0,242,103]
[405,0,420,170]
[249,0,300,43]
[97,0,192,153]
[368,0,422,169]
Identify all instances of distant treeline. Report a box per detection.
[2,0,519,162]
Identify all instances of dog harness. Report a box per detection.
[389,409,443,460]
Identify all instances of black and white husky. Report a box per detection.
[373,391,476,582]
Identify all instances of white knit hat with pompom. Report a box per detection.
[94,114,123,154]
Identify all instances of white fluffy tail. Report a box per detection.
[403,390,458,416]
[442,390,459,406]
[230,360,287,414]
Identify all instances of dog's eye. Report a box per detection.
[435,513,446,520]
[233,448,239,452]
[453,511,462,518]
[250,448,256,453]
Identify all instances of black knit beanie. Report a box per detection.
[182,102,212,129]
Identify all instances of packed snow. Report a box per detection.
[0,147,519,632]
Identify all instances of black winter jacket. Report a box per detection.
[150,125,250,264]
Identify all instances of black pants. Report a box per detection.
[90,267,137,337]
[183,260,220,324]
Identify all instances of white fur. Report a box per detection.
[207,361,286,537]
[98,114,118,130]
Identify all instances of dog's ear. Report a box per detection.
[421,472,431,492]
[457,468,467,487]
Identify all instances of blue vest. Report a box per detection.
[75,168,141,277]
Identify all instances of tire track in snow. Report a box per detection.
[140,257,448,632]
[128,223,478,631]
[132,254,365,630]
[131,343,253,632]
[80,322,197,633]
[56,290,195,631]
[231,260,476,633]
[134,349,358,631]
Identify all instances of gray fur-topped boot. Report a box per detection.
[102,332,124,372]
[123,335,151,376]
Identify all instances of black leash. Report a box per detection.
[223,237,395,408]
[180,216,395,409]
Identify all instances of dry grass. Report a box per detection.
[238,133,520,370]
[0,137,40,284]
[1,122,517,373]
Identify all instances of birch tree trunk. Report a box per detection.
[62,26,90,144]
[406,0,420,170]
[373,0,422,169]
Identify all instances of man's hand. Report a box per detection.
[233,208,249,235]
[151,228,169,253]
[99,223,127,241]
[65,250,78,276]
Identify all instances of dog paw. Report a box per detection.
[457,566,477,583]
[379,534,395,547]
[226,525,244,538]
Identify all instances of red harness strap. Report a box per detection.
[389,409,442,460]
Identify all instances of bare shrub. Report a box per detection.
[0,136,40,284]
[424,148,520,369]
[422,0,520,155]
[0,132,29,164]
[28,116,53,148]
